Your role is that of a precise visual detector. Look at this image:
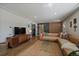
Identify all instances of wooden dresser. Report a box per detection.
[7,34,30,48]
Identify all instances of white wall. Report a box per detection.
[0,8,35,43]
[63,9,79,37]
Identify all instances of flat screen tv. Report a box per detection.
[20,28,26,34]
[14,27,26,35]
[14,27,20,35]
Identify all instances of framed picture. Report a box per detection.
[73,18,77,31]
[74,25,77,31]
[73,18,77,24]
[70,21,72,28]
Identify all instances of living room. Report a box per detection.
[0,3,79,56]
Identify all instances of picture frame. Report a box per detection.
[73,18,77,24]
[70,21,72,28]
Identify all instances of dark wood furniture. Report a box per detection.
[7,34,30,48]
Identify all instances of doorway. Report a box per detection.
[31,24,36,36]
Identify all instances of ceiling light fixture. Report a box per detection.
[54,12,57,15]
[34,16,37,18]
[48,3,53,7]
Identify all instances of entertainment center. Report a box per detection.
[7,27,30,48]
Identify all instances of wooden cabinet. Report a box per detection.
[49,22,62,33]
[7,37,18,48]
[7,34,30,48]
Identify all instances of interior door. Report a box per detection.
[44,23,49,33]
[32,24,36,36]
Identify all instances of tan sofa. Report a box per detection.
[39,33,59,41]
[58,38,79,55]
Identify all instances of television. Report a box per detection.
[20,28,26,34]
[14,27,26,35]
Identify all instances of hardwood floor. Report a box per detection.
[7,37,37,56]
[6,37,63,56]
[18,40,62,56]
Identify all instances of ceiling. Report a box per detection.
[0,3,79,23]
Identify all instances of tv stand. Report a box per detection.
[7,34,30,48]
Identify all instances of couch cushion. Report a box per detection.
[46,33,59,37]
[42,36,59,41]
[58,38,79,55]
[58,38,70,45]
